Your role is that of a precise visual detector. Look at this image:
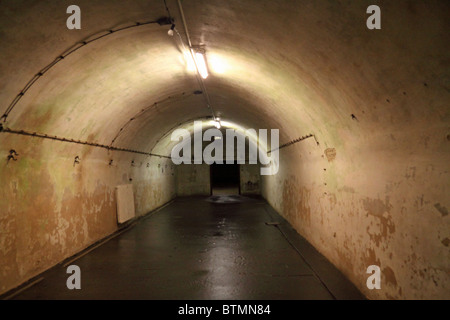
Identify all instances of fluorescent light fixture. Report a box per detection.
[194,52,208,79]
[184,51,196,71]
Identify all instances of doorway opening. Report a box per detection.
[210,163,240,195]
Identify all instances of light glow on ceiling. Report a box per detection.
[208,54,229,74]
[184,51,196,72]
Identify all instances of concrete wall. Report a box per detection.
[176,163,261,196]
[240,164,261,195]
[0,135,176,294]
[176,164,211,196]
[262,127,450,299]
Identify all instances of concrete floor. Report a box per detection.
[7,196,365,300]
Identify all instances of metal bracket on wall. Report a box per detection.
[268,134,319,154]
[0,126,172,159]
[7,149,19,162]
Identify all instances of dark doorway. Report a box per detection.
[210,163,240,195]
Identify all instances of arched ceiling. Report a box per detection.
[0,0,449,300]
[1,0,449,158]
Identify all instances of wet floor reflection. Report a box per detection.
[9,196,361,300]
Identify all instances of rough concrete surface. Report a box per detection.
[0,0,449,299]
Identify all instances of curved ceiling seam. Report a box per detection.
[149,118,272,158]
[162,0,174,20]
[109,90,202,147]
[1,19,168,123]
[149,115,213,155]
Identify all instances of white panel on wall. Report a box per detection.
[116,184,135,223]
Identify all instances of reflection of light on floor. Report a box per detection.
[203,217,245,299]
[207,195,241,204]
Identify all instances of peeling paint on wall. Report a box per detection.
[324,148,336,162]
[434,203,448,217]
[0,135,176,294]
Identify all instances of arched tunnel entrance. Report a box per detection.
[0,0,449,301]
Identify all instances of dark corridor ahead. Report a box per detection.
[210,163,240,195]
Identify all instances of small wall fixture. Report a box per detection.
[168,24,175,36]
[7,149,19,162]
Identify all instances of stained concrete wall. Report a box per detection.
[176,164,211,196]
[240,164,261,195]
[262,126,450,299]
[0,135,176,294]
[176,163,261,196]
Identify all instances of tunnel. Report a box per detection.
[0,0,449,300]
